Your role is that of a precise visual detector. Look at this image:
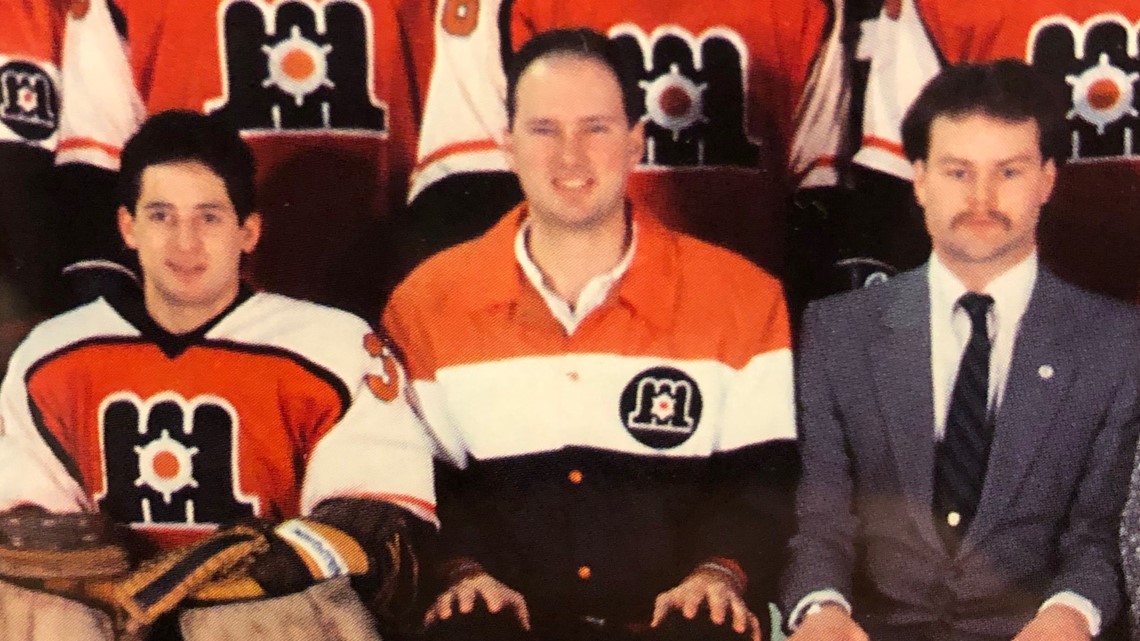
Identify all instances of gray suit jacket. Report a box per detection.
[782,265,1140,639]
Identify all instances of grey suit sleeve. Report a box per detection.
[781,301,860,613]
[1058,325,1140,626]
[1116,347,1140,632]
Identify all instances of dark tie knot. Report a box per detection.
[958,293,994,330]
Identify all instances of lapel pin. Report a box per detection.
[1038,365,1054,380]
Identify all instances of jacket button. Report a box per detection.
[577,565,591,580]
[568,469,583,484]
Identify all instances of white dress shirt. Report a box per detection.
[928,251,1035,438]
[514,219,637,335]
[792,253,1100,635]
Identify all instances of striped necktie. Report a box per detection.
[933,292,994,549]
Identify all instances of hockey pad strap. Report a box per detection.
[249,518,370,597]
[111,523,269,630]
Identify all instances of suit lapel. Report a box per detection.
[962,269,1077,553]
[868,268,942,549]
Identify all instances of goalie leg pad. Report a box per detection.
[179,576,382,641]
[0,578,116,641]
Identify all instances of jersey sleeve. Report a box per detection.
[0,1,65,153]
[788,0,849,188]
[55,0,144,170]
[852,0,940,179]
[300,329,438,527]
[408,0,511,203]
[0,328,92,514]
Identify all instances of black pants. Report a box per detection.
[421,603,763,641]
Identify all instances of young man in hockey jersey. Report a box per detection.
[384,28,797,641]
[0,110,436,640]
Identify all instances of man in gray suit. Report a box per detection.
[782,59,1140,641]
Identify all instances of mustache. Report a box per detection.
[950,210,1012,230]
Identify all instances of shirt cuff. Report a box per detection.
[1040,591,1100,637]
[788,589,852,631]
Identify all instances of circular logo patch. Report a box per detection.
[0,61,59,141]
[619,366,702,449]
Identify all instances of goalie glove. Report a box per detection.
[0,506,129,581]
[248,517,372,597]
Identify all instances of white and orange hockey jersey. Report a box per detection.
[0,1,67,152]
[0,291,435,553]
[410,0,848,276]
[58,0,420,317]
[856,0,1140,300]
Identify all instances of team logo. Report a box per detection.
[1028,15,1140,160]
[619,367,702,449]
[609,25,760,168]
[97,392,258,528]
[0,61,58,142]
[363,332,401,402]
[205,0,387,135]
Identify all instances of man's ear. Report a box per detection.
[912,159,929,209]
[118,207,138,250]
[502,127,516,173]
[1038,158,1057,205]
[626,120,645,169]
[240,212,262,254]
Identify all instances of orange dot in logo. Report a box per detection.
[1088,78,1121,111]
[152,451,181,480]
[659,85,692,119]
[442,0,479,37]
[282,49,316,81]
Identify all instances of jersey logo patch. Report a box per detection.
[0,60,59,142]
[205,0,388,136]
[619,367,702,449]
[96,392,259,529]
[1028,14,1140,161]
[609,24,759,169]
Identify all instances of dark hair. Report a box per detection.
[506,28,641,128]
[118,110,257,221]
[901,58,1068,166]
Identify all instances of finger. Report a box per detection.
[705,589,728,625]
[423,603,439,627]
[476,581,503,611]
[651,592,674,627]
[748,612,761,641]
[437,591,456,620]
[457,584,479,614]
[726,595,747,632]
[682,590,703,619]
[512,595,531,631]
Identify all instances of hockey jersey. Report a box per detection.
[59,0,420,318]
[410,0,848,277]
[0,291,435,553]
[0,1,65,152]
[856,0,1140,300]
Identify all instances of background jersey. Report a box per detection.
[0,292,435,554]
[0,0,65,153]
[61,0,420,319]
[855,0,1140,301]
[410,0,848,278]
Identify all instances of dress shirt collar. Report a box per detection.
[514,216,638,334]
[928,251,1038,336]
